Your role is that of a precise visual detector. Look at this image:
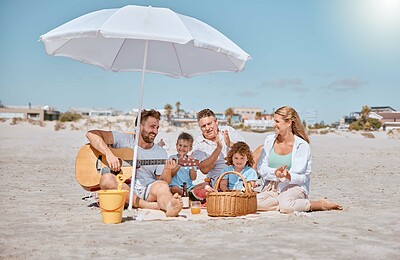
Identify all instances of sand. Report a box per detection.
[0,120,399,259]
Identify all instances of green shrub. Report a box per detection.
[368,118,382,130]
[349,121,362,131]
[59,112,82,122]
[348,113,382,131]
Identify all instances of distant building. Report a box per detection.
[368,112,383,120]
[259,113,273,120]
[344,112,360,125]
[378,111,400,131]
[340,106,400,131]
[244,119,274,130]
[89,110,113,117]
[70,107,122,117]
[232,107,263,121]
[170,110,198,127]
[230,114,242,125]
[0,105,60,121]
[170,117,198,127]
[368,106,399,130]
[370,106,396,113]
[214,113,227,126]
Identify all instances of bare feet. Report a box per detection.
[310,199,343,211]
[320,199,343,211]
[165,193,183,217]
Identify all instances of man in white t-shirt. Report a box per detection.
[86,109,183,217]
[192,109,244,187]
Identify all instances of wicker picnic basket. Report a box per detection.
[206,171,257,217]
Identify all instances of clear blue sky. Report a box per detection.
[1,0,399,124]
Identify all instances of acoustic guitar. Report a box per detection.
[75,144,199,191]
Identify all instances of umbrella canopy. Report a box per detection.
[40,5,251,78]
[40,5,251,211]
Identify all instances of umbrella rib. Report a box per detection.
[224,54,240,72]
[48,39,73,55]
[171,43,184,76]
[110,39,127,69]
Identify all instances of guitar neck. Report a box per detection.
[137,159,166,166]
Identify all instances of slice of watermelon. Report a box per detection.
[189,188,207,203]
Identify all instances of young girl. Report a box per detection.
[220,142,258,191]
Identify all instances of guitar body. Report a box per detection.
[75,144,133,191]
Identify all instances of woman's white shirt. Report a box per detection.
[258,134,311,196]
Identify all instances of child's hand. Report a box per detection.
[177,151,185,158]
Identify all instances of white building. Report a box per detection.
[244,119,274,130]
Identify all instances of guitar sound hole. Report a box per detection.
[96,155,102,172]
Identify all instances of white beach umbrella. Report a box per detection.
[40,5,251,210]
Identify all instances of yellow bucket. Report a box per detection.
[97,189,127,224]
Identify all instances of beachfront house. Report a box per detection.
[0,105,60,121]
[341,106,400,131]
[378,111,400,131]
[370,106,397,113]
[232,107,263,121]
[244,119,274,131]
[368,106,400,130]
[70,107,123,117]
[214,112,228,125]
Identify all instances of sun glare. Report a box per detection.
[361,0,400,31]
[321,0,400,63]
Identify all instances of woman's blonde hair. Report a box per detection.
[275,106,309,143]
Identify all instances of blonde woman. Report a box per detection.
[257,106,342,213]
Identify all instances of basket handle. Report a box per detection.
[213,171,252,193]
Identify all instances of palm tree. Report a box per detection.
[164,104,173,123]
[225,107,234,125]
[175,101,181,117]
[360,105,371,125]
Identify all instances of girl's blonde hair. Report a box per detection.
[225,142,254,167]
[275,106,309,143]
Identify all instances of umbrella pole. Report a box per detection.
[128,40,149,211]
